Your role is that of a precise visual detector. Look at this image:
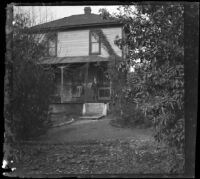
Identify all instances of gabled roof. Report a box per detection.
[30,13,122,32]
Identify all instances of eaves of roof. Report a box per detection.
[38,56,110,65]
[29,22,123,33]
[29,22,122,33]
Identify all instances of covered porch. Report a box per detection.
[40,56,112,118]
[51,61,111,104]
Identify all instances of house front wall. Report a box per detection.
[100,27,122,57]
[57,30,90,57]
[57,27,122,58]
[37,26,122,104]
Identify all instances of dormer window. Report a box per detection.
[89,30,101,55]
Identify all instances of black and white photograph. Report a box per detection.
[3,2,198,178]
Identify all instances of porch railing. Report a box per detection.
[50,82,111,103]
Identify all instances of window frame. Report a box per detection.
[46,32,57,57]
[98,87,111,100]
[89,30,101,55]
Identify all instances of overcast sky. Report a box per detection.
[14,6,124,25]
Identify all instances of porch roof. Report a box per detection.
[38,56,109,65]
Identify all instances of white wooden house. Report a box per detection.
[30,7,124,118]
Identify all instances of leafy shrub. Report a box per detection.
[12,59,55,140]
[110,85,152,128]
[121,102,151,127]
[165,147,185,173]
[11,13,56,140]
[108,4,184,153]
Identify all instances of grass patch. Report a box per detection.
[11,138,184,176]
[109,116,152,129]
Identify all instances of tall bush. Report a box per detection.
[12,13,55,140]
[121,4,184,152]
[101,4,184,153]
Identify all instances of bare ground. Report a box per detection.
[8,117,184,176]
[38,117,154,143]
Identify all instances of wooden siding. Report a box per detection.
[57,27,122,58]
[57,30,89,57]
[100,27,122,57]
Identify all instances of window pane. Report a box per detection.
[49,40,56,48]
[49,47,56,56]
[92,43,99,53]
[91,34,99,42]
[99,89,110,97]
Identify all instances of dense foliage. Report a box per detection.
[12,13,55,140]
[102,4,184,154]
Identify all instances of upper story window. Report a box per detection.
[45,33,57,57]
[89,30,101,55]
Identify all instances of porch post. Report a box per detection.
[58,66,66,103]
[84,63,89,102]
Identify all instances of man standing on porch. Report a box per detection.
[92,76,98,102]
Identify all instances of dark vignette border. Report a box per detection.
[2,1,199,178]
[184,2,199,178]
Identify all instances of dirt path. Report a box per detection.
[39,117,153,143]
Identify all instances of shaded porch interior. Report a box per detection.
[51,61,111,104]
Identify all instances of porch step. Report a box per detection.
[82,103,108,116]
[79,114,105,120]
